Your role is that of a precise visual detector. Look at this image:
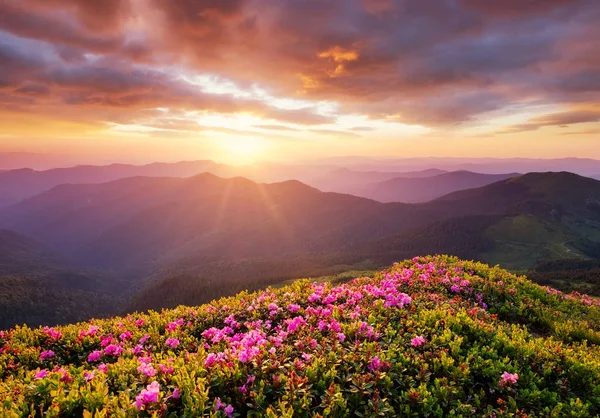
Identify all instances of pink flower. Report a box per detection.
[104,344,123,356]
[88,350,102,362]
[120,331,132,341]
[215,397,225,411]
[336,332,346,342]
[139,334,150,344]
[368,356,383,372]
[83,371,95,382]
[60,371,72,383]
[287,304,300,313]
[136,319,145,327]
[172,388,181,399]
[215,398,234,417]
[411,336,427,347]
[43,327,62,340]
[500,372,519,385]
[34,369,48,379]
[267,303,279,311]
[165,337,179,349]
[98,364,108,373]
[40,350,55,360]
[135,381,160,411]
[80,325,100,337]
[137,362,157,377]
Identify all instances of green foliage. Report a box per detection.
[1,256,600,416]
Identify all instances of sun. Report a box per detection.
[219,137,266,164]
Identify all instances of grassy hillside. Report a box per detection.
[1,256,599,416]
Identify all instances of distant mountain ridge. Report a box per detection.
[0,160,232,208]
[344,171,520,203]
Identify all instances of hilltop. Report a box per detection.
[1,256,599,416]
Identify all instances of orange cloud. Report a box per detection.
[318,46,359,77]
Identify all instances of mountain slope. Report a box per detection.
[347,171,520,203]
[0,174,443,276]
[1,256,600,416]
[0,229,124,329]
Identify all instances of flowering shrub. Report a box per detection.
[1,255,600,416]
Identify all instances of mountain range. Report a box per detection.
[1,168,600,327]
[340,171,520,203]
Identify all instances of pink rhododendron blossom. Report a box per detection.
[165,337,179,349]
[135,381,160,410]
[84,371,95,382]
[500,372,519,385]
[135,319,145,327]
[40,350,55,360]
[368,356,383,372]
[98,364,108,373]
[411,336,427,347]
[34,369,48,379]
[172,388,180,399]
[43,327,62,340]
[88,350,102,362]
[104,344,123,356]
[120,331,132,341]
[137,362,157,377]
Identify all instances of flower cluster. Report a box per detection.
[0,256,599,416]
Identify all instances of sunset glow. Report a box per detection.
[0,0,598,165]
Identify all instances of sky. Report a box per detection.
[0,0,599,165]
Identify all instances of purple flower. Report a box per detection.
[287,304,300,313]
[40,350,55,360]
[88,350,102,362]
[368,356,383,372]
[224,404,234,417]
[411,336,427,347]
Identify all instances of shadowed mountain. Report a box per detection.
[346,171,520,203]
[0,160,233,208]
[0,229,123,329]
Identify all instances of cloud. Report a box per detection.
[499,110,600,133]
[0,0,599,131]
